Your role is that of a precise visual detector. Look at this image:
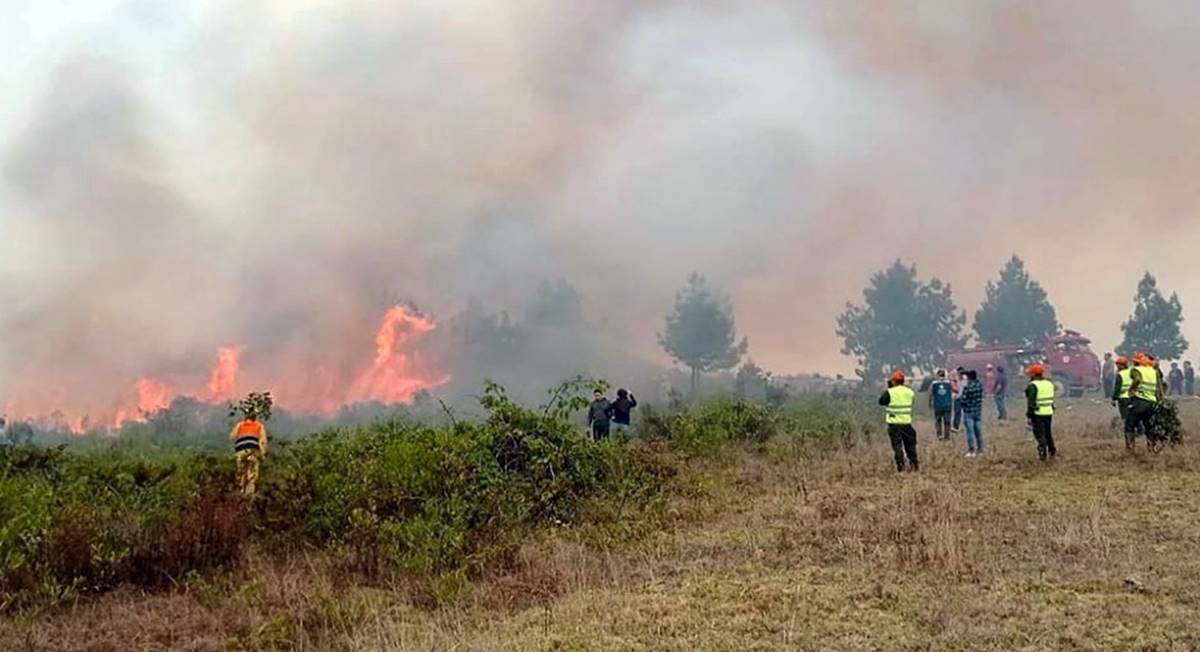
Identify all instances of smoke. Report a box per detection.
[4,0,1200,421]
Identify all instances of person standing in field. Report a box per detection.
[994,366,1009,421]
[951,367,966,432]
[587,388,613,441]
[1168,362,1184,396]
[1126,353,1162,452]
[609,388,638,437]
[960,370,984,457]
[1111,356,1134,427]
[231,413,268,497]
[1102,353,1116,399]
[1185,361,1195,396]
[928,369,954,441]
[878,371,918,473]
[1025,364,1058,461]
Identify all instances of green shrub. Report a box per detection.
[0,382,860,610]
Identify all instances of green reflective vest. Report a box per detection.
[1135,365,1159,403]
[886,385,915,425]
[1117,368,1133,400]
[1032,379,1056,416]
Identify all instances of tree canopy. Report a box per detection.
[973,255,1060,346]
[659,274,748,391]
[837,260,967,381]
[1117,272,1188,359]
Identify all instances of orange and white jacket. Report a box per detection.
[230,419,268,455]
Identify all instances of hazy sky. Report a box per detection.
[4,1,1200,418]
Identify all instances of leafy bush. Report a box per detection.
[0,381,861,610]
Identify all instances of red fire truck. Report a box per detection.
[947,331,1103,397]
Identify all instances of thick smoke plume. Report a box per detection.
[4,0,1200,424]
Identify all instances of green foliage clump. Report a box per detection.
[231,392,274,421]
[1150,399,1185,444]
[0,379,864,611]
[0,448,244,610]
[253,378,624,583]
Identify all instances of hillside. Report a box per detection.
[3,399,1199,651]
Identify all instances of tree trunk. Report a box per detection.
[690,366,699,395]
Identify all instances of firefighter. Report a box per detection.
[1111,356,1134,434]
[878,371,919,473]
[1125,353,1161,452]
[230,413,268,496]
[1025,364,1057,461]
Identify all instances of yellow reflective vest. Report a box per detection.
[1116,368,1133,400]
[1135,365,1159,403]
[1031,379,1056,416]
[886,385,915,425]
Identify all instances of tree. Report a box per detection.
[525,279,584,328]
[659,274,748,392]
[837,260,967,382]
[973,255,1060,346]
[1117,272,1188,359]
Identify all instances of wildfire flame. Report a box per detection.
[137,377,172,414]
[11,305,448,433]
[206,347,242,402]
[346,305,449,404]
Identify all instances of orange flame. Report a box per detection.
[346,305,449,404]
[136,377,172,414]
[13,306,449,431]
[206,347,242,402]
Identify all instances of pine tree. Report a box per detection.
[973,255,1060,346]
[837,260,967,382]
[1117,272,1188,359]
[659,274,749,392]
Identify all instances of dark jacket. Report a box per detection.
[994,372,1008,397]
[1025,382,1039,418]
[587,399,612,425]
[960,380,983,416]
[609,395,638,425]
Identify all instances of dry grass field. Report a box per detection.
[4,398,1199,651]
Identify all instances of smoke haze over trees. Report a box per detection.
[6,2,1200,417]
[1117,273,1188,360]
[837,261,966,381]
[659,274,748,392]
[973,256,1060,347]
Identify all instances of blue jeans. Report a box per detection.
[995,395,1008,421]
[963,413,983,453]
[953,399,963,429]
[611,422,632,437]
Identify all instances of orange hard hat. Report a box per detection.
[1133,352,1149,365]
[890,370,906,383]
[1027,363,1046,377]
[1115,356,1128,366]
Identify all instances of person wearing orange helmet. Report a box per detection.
[1126,353,1161,451]
[1025,364,1057,461]
[1111,355,1134,429]
[878,370,919,473]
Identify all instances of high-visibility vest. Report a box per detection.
[1135,365,1159,403]
[1117,368,1133,399]
[1031,379,1056,416]
[886,385,915,425]
[233,420,266,452]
